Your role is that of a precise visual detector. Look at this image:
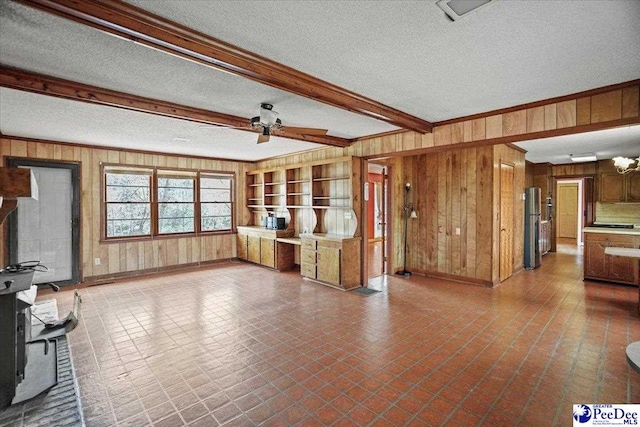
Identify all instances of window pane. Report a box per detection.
[106,202,151,238]
[159,217,194,234]
[158,186,194,202]
[201,177,231,189]
[158,203,194,234]
[201,188,230,202]
[158,178,194,188]
[201,203,231,217]
[107,203,151,220]
[202,215,231,231]
[106,185,150,202]
[106,173,149,187]
[107,219,151,237]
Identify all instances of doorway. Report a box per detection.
[366,162,389,279]
[556,179,584,251]
[7,159,80,286]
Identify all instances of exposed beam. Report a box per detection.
[16,0,433,134]
[0,66,351,147]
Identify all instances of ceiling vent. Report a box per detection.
[436,0,497,21]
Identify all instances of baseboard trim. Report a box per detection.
[398,268,495,288]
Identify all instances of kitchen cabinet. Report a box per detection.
[597,161,639,202]
[300,235,361,290]
[236,226,294,271]
[583,232,639,285]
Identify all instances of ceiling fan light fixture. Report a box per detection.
[259,103,279,126]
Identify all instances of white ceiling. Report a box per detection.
[514,125,640,165]
[1,0,639,161]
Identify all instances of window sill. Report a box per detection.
[100,230,234,244]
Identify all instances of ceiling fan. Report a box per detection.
[250,103,328,143]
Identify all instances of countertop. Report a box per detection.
[299,233,360,242]
[583,227,640,236]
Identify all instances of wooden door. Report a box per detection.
[237,234,248,260]
[260,238,275,268]
[317,246,341,285]
[499,164,514,281]
[557,183,578,239]
[247,235,261,264]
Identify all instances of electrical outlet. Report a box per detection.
[94,258,100,266]
[455,227,461,235]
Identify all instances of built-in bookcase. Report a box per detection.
[245,156,361,237]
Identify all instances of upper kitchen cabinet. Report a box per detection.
[597,160,639,203]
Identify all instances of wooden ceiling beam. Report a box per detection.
[16,0,433,134]
[0,66,351,147]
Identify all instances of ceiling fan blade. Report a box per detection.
[282,126,328,136]
[257,133,270,143]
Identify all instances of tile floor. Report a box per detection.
[43,252,639,426]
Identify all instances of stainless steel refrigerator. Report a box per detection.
[524,187,541,269]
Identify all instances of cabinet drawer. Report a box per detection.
[317,240,342,249]
[301,262,316,279]
[301,239,317,250]
[301,249,317,264]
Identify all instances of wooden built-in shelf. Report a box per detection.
[312,176,350,182]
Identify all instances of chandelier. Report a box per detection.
[612,156,640,174]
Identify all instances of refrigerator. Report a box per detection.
[524,187,541,269]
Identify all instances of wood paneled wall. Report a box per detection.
[0,137,253,281]
[377,145,525,286]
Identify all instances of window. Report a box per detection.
[103,165,234,240]
[157,172,196,235]
[200,174,233,232]
[105,168,152,238]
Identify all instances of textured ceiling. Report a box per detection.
[514,125,640,165]
[0,0,639,161]
[127,0,640,121]
[0,89,323,162]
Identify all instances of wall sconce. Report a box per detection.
[612,156,640,174]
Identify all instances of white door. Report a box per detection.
[15,166,74,284]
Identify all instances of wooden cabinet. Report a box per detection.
[599,172,625,202]
[300,236,361,290]
[237,226,294,271]
[597,161,639,203]
[628,172,640,202]
[583,232,639,285]
[237,233,247,260]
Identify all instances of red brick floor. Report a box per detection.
[45,252,640,426]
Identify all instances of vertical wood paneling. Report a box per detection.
[0,137,247,281]
[576,97,591,125]
[622,86,639,118]
[503,110,527,136]
[556,100,577,128]
[591,90,622,123]
[526,107,545,133]
[472,118,486,141]
[485,115,503,139]
[544,104,557,130]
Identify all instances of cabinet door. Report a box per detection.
[317,246,340,285]
[607,240,637,284]
[260,238,275,268]
[627,172,640,202]
[247,235,261,264]
[599,173,625,202]
[237,234,248,260]
[584,241,607,279]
